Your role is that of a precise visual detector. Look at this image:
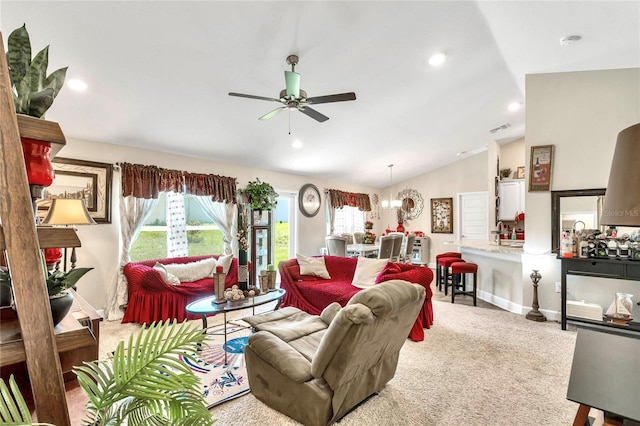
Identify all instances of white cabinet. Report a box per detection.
[498,180,525,220]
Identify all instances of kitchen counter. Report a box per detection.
[445,240,524,256]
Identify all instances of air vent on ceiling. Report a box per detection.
[489,123,511,134]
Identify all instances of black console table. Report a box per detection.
[560,257,640,334]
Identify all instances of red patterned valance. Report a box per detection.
[120,162,236,203]
[327,189,371,211]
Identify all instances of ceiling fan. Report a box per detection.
[228,55,356,123]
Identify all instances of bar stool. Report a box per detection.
[437,256,463,294]
[450,261,477,305]
[435,252,462,292]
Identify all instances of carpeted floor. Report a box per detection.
[84,297,580,425]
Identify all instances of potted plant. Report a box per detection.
[1,321,215,426]
[238,178,278,211]
[0,266,93,326]
[6,24,67,191]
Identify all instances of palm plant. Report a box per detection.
[0,375,50,426]
[74,320,215,426]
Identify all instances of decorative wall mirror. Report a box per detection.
[551,188,606,252]
[397,188,424,220]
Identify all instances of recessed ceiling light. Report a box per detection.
[292,139,303,149]
[428,52,446,67]
[507,102,522,112]
[560,35,582,46]
[67,78,88,92]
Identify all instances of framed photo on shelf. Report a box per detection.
[529,145,554,192]
[37,158,113,223]
[430,197,453,234]
[516,166,525,179]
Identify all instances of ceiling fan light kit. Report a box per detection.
[229,54,356,123]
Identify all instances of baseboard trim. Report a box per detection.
[477,290,560,322]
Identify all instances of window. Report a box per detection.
[129,192,225,261]
[332,206,365,235]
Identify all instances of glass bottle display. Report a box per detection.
[250,210,273,287]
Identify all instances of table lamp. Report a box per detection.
[42,198,96,270]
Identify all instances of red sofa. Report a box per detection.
[122,255,238,324]
[278,255,434,341]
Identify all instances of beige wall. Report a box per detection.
[499,138,525,179]
[524,67,640,315]
[59,138,376,310]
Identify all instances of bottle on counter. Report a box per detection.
[511,227,517,240]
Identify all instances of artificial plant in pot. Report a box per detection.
[0,265,93,326]
[238,178,278,211]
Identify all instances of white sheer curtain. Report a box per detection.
[166,192,188,258]
[104,193,159,320]
[194,197,237,255]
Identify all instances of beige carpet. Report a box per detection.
[93,299,579,425]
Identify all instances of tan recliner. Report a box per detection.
[243,280,426,426]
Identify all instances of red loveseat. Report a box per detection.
[278,255,434,341]
[122,254,238,324]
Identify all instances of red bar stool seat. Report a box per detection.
[435,252,462,292]
[437,256,463,294]
[450,261,478,305]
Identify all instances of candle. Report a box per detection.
[216,265,223,274]
[267,264,275,271]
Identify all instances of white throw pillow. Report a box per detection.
[351,257,389,289]
[163,257,216,282]
[215,254,233,274]
[153,262,181,286]
[296,254,331,279]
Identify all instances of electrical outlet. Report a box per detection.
[555,282,561,293]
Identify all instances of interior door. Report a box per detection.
[457,192,488,241]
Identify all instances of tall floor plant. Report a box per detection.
[74,320,215,425]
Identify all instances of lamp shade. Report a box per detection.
[42,198,96,226]
[600,123,640,227]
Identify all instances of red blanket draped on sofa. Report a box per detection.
[122,255,238,324]
[278,256,434,341]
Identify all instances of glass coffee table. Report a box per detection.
[185,289,286,364]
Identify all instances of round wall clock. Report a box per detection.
[299,184,321,217]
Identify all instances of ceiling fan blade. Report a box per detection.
[307,92,356,105]
[284,71,300,98]
[259,107,286,121]
[229,92,282,102]
[299,106,329,123]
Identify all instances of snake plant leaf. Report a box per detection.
[29,46,49,92]
[6,24,31,87]
[0,375,33,425]
[45,66,68,99]
[25,87,55,119]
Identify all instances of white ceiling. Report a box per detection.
[2,1,638,188]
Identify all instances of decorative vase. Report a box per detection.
[397,222,405,233]
[49,291,74,326]
[238,249,248,291]
[21,138,55,187]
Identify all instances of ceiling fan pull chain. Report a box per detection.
[288,108,291,135]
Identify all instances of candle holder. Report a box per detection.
[526,269,547,322]
[213,273,227,304]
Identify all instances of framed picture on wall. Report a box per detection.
[37,158,113,223]
[529,145,554,192]
[430,197,453,234]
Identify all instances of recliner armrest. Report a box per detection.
[247,331,313,383]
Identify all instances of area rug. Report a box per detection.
[179,326,251,408]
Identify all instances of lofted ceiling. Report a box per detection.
[1,1,638,188]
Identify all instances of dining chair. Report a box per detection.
[389,233,404,262]
[341,233,355,245]
[325,235,348,257]
[401,234,416,263]
[377,235,395,260]
[353,232,365,244]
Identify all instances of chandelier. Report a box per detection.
[381,164,402,209]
